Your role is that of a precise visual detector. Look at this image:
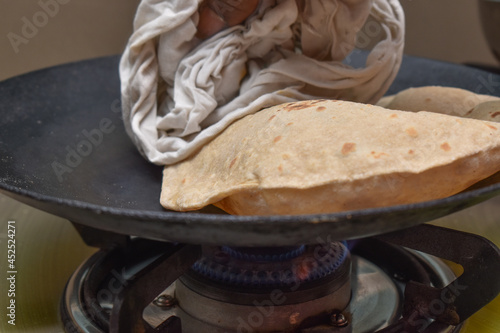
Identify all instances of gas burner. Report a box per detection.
[59,224,500,333]
[174,242,352,332]
[190,243,347,287]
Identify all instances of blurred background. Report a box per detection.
[0,1,499,332]
[0,0,498,82]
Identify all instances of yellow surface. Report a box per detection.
[431,196,500,333]
[0,193,499,332]
[0,194,96,333]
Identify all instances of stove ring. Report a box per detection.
[190,242,348,288]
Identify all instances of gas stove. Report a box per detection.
[2,194,500,333]
[57,223,499,333]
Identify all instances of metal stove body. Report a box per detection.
[60,224,500,333]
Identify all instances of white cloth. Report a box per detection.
[120,0,405,165]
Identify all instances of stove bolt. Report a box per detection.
[330,311,349,328]
[154,294,176,308]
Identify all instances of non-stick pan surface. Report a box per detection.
[1,55,499,246]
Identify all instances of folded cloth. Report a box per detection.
[120,0,405,165]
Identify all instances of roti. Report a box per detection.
[160,99,500,215]
[377,86,500,118]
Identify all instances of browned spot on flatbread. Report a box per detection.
[268,115,276,121]
[405,127,418,138]
[390,114,398,118]
[465,108,474,116]
[284,102,306,112]
[441,142,451,151]
[278,164,283,172]
[182,178,186,184]
[371,151,388,159]
[309,99,327,105]
[487,124,498,130]
[284,100,327,112]
[316,106,326,112]
[282,154,290,159]
[274,136,282,143]
[408,149,414,155]
[492,112,500,118]
[341,142,356,155]
[229,157,237,168]
[287,122,294,126]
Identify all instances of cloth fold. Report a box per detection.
[120,0,405,165]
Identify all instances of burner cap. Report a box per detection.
[221,245,306,261]
[191,242,348,287]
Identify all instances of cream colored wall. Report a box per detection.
[0,0,141,81]
[0,1,497,82]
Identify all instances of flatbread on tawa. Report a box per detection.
[160,99,500,215]
[466,100,500,123]
[377,86,500,119]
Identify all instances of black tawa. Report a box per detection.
[1,55,500,246]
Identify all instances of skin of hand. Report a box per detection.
[196,0,261,39]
